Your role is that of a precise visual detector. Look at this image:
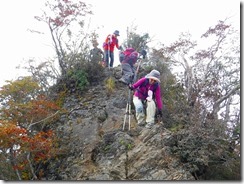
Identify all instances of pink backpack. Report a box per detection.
[120,48,139,65]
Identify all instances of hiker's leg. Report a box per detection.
[120,63,134,84]
[104,50,109,67]
[129,65,135,83]
[133,96,145,125]
[110,52,114,67]
[146,100,156,124]
[131,66,136,80]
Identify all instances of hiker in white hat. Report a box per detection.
[129,69,163,128]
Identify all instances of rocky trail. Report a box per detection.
[47,67,194,180]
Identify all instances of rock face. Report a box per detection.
[46,67,195,180]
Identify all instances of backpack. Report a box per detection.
[103,34,114,50]
[120,48,138,65]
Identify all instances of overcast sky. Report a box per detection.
[0,0,240,86]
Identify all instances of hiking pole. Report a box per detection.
[132,57,143,83]
[123,87,132,131]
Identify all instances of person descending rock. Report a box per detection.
[119,48,147,85]
[129,69,163,128]
[118,48,139,84]
[103,30,122,68]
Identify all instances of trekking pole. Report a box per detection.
[123,87,132,131]
[132,57,143,83]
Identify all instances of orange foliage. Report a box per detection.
[0,77,61,178]
[0,122,28,148]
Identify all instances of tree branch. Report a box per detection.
[212,84,240,115]
[27,110,60,130]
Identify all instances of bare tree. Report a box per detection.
[157,19,240,126]
[34,0,92,75]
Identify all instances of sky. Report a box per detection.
[0,0,240,86]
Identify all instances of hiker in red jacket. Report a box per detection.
[103,30,121,68]
[129,69,163,128]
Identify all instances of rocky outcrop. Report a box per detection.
[46,67,195,180]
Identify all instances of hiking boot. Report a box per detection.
[138,121,146,127]
[118,77,128,84]
[145,122,154,129]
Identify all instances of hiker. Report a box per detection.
[118,48,139,84]
[90,40,104,64]
[119,48,147,85]
[129,69,163,128]
[103,30,121,68]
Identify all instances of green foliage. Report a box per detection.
[104,144,112,152]
[54,67,88,94]
[55,89,68,107]
[119,140,133,150]
[67,69,88,91]
[0,153,17,180]
[53,60,106,95]
[160,71,190,129]
[169,123,184,132]
[204,157,241,180]
[0,76,41,104]
[126,32,150,51]
[122,24,151,52]
[81,62,105,84]
[166,125,241,180]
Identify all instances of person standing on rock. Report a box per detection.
[129,69,163,128]
[103,30,122,68]
[90,40,104,64]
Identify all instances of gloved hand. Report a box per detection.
[118,46,123,51]
[128,84,134,90]
[140,49,147,59]
[157,109,162,117]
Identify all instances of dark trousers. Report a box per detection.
[104,50,114,68]
[121,63,135,84]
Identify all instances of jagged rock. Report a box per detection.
[46,66,195,181]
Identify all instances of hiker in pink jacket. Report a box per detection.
[129,70,163,128]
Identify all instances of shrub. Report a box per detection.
[105,77,115,94]
[67,69,88,91]
[54,68,88,95]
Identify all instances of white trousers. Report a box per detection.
[133,96,156,124]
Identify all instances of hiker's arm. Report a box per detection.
[114,38,120,49]
[132,77,146,89]
[115,42,120,49]
[154,86,163,110]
